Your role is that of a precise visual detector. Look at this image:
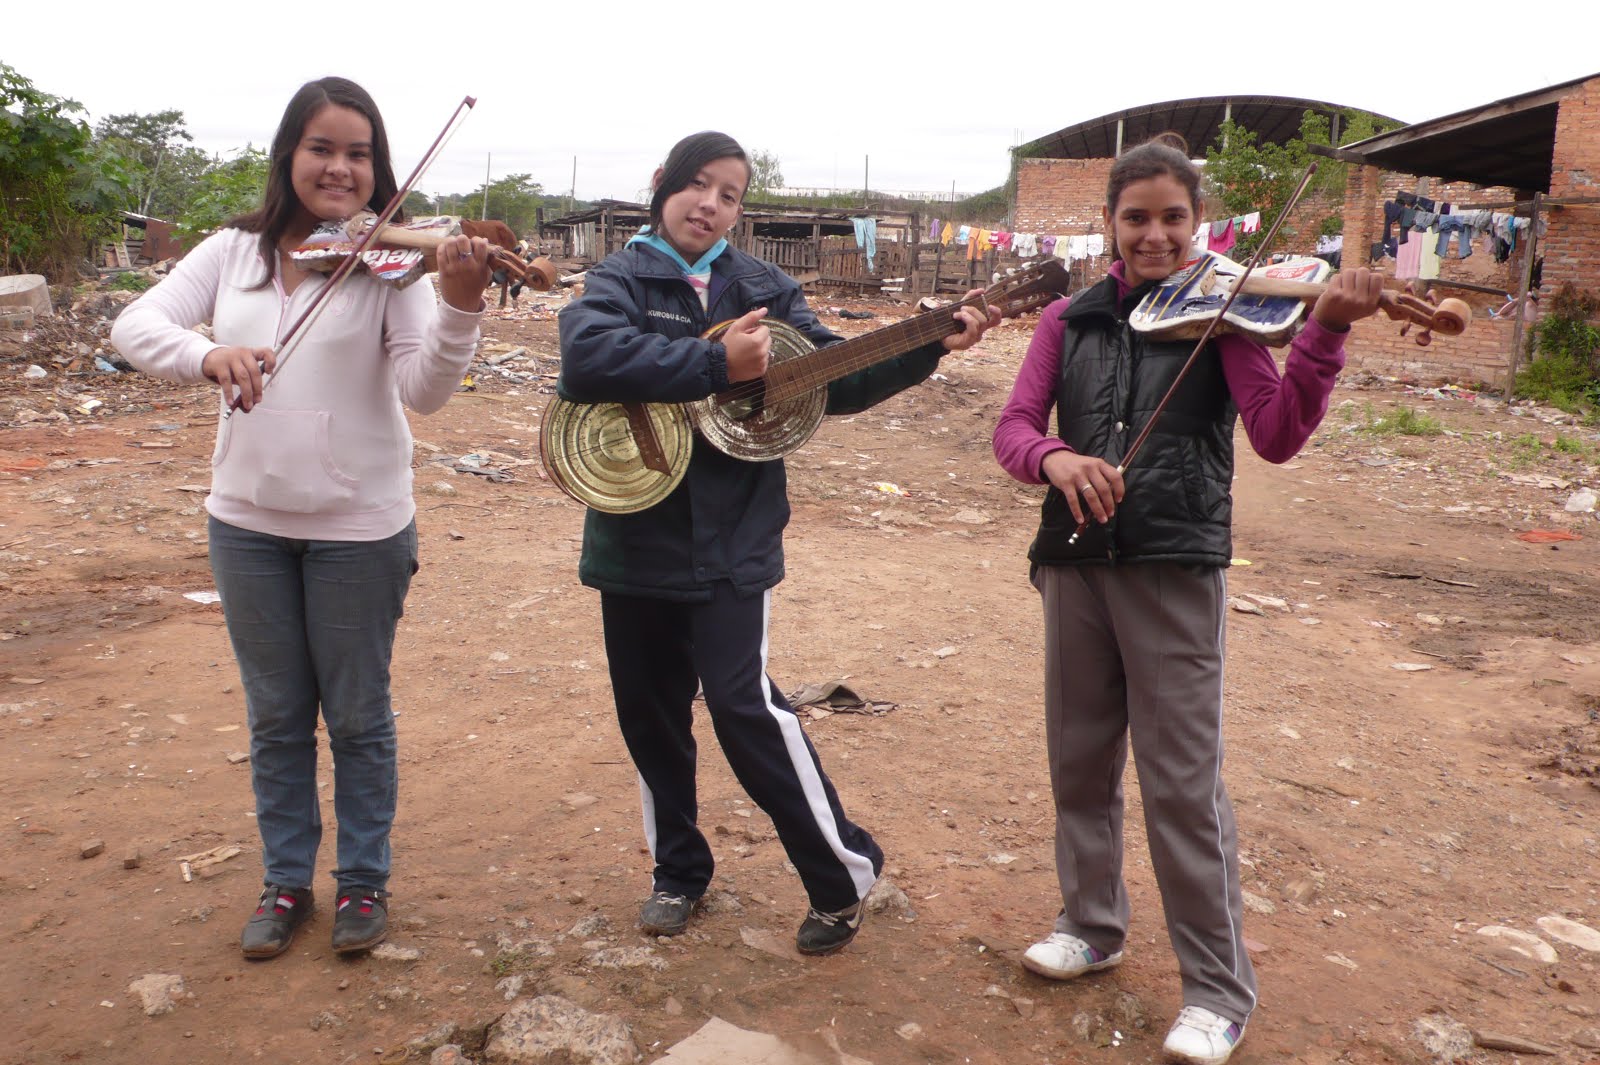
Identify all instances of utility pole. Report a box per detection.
[482,152,490,220]
[569,155,577,216]
[863,155,869,210]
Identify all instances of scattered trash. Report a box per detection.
[1517,529,1582,544]
[182,591,222,604]
[1230,558,1252,566]
[870,482,907,496]
[176,844,242,882]
[1391,662,1434,672]
[23,364,47,379]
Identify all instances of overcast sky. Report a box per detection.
[9,0,1596,208]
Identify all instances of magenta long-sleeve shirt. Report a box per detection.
[992,265,1349,484]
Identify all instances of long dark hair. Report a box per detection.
[648,131,749,232]
[230,76,401,286]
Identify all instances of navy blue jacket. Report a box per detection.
[558,241,946,600]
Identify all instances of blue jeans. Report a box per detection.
[208,516,417,894]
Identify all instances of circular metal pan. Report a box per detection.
[688,319,826,461]
[540,397,692,514]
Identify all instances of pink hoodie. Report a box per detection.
[111,228,483,540]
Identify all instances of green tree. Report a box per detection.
[402,189,434,218]
[0,63,126,279]
[175,146,269,244]
[1204,109,1397,258]
[455,172,544,238]
[748,149,784,199]
[94,109,208,219]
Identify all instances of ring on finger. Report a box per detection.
[1080,483,1094,494]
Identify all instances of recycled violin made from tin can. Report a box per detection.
[1128,251,1472,348]
[287,211,559,293]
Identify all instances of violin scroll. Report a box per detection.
[1383,288,1471,347]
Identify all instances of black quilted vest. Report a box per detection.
[1028,275,1237,568]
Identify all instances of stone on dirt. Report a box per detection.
[1412,1014,1474,1062]
[484,995,639,1064]
[127,973,185,1016]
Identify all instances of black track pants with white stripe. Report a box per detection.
[601,584,882,913]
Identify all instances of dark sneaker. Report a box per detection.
[331,889,389,954]
[796,899,866,956]
[638,891,698,936]
[241,884,314,959]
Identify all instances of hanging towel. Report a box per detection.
[1085,234,1105,257]
[1208,218,1236,254]
[929,217,940,241]
[1040,234,1058,256]
[1239,211,1261,234]
[1013,232,1038,257]
[851,217,878,272]
[957,224,971,245]
[940,222,954,246]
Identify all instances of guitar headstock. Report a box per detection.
[983,259,1072,319]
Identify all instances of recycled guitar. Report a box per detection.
[542,259,1071,513]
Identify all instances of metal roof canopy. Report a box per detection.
[1020,95,1396,160]
[1327,73,1600,194]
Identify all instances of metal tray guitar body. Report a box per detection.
[542,258,1072,513]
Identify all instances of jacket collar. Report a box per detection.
[1061,271,1159,323]
[627,239,767,282]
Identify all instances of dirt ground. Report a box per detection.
[3,284,1600,1065]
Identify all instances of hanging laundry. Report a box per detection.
[1040,234,1058,256]
[956,224,970,245]
[1238,212,1261,234]
[1395,226,1423,280]
[992,231,1013,251]
[1013,232,1039,257]
[1208,218,1236,254]
[1418,227,1441,280]
[851,216,878,272]
[940,222,954,246]
[1085,234,1104,257]
[1067,235,1089,261]
[928,217,940,242]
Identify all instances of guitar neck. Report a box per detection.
[764,297,984,404]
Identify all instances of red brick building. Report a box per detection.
[1011,81,1600,387]
[1334,73,1600,385]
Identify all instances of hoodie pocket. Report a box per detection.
[211,408,359,514]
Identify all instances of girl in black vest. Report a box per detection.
[993,135,1381,1064]
[558,131,997,955]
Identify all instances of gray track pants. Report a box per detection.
[1036,561,1257,1023]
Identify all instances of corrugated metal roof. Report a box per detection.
[1020,95,1399,160]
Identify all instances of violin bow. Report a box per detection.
[225,95,478,418]
[1066,161,1319,545]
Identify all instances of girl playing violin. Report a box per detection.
[992,134,1381,1064]
[557,131,998,955]
[112,76,490,959]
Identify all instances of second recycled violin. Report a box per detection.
[288,211,559,292]
[1129,252,1472,347]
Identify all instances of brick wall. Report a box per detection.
[1545,76,1600,306]
[1340,75,1600,386]
[1014,158,1114,236]
[1015,156,1338,258]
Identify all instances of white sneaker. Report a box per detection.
[1020,931,1124,980]
[1163,1005,1245,1065]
